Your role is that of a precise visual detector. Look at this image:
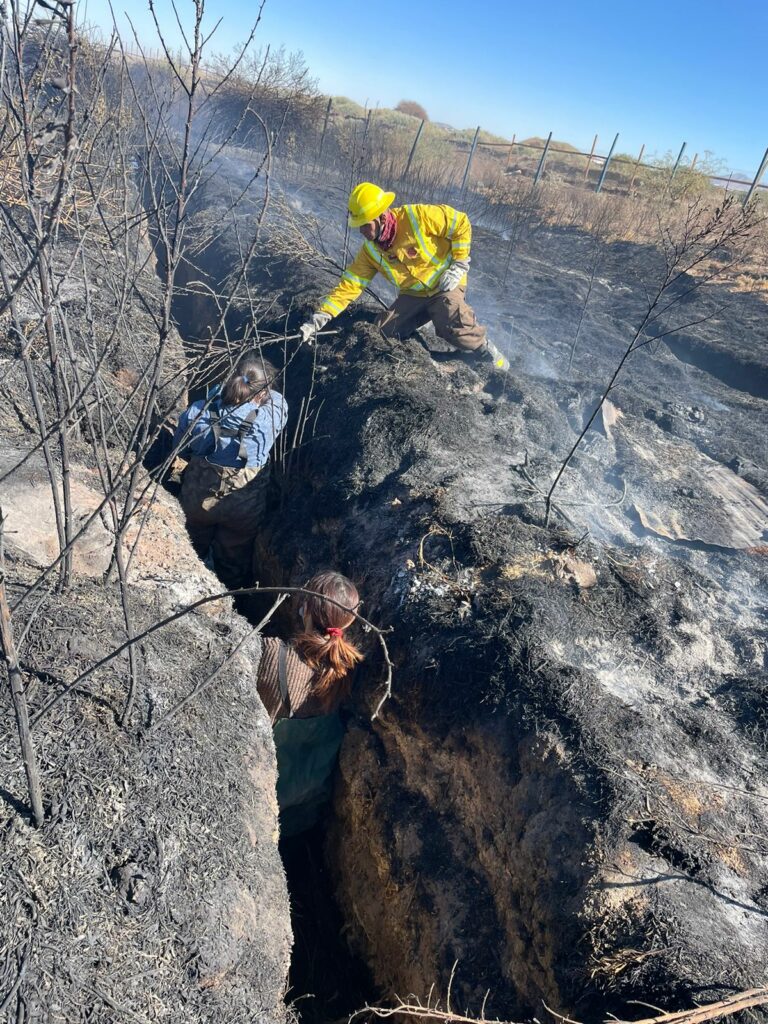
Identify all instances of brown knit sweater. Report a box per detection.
[257,636,328,723]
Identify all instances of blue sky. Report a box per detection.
[80,0,767,176]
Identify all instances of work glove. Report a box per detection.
[438,258,470,293]
[298,311,331,345]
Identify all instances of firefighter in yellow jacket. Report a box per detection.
[298,182,510,371]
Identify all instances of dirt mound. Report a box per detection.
[237,298,767,1020]
[160,162,768,1018]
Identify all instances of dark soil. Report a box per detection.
[176,164,768,1021]
[280,824,377,1024]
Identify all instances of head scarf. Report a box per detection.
[376,209,397,250]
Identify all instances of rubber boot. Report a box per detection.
[480,340,510,372]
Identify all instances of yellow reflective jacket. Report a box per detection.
[319,203,471,318]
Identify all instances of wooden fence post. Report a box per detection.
[628,143,646,192]
[505,134,517,171]
[584,134,598,180]
[403,118,425,179]
[361,108,373,153]
[315,97,333,172]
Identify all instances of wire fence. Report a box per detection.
[113,42,768,206]
[311,100,768,202]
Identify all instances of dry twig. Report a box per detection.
[0,510,44,827]
[351,985,768,1024]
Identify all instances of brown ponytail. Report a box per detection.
[220,351,277,407]
[293,571,364,711]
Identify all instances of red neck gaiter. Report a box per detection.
[376,209,397,250]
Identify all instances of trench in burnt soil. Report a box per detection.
[168,285,380,1024]
[662,333,768,400]
[279,824,376,1022]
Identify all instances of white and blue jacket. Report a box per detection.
[174,389,288,469]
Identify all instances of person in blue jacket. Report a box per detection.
[174,351,287,589]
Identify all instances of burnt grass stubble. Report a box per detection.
[168,172,768,1021]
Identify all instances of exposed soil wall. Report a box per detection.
[330,720,592,1016]
[247,320,768,1019]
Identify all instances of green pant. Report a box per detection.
[179,458,266,590]
[375,286,487,351]
[273,713,344,838]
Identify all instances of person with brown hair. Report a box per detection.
[173,350,287,589]
[257,571,364,837]
[257,570,363,721]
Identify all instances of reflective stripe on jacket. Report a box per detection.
[319,203,471,317]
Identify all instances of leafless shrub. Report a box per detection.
[205,42,322,163]
[0,0,301,813]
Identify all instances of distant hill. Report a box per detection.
[331,96,509,147]
[520,136,580,152]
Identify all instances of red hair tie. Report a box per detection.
[326,627,343,638]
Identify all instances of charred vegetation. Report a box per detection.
[166,159,767,1021]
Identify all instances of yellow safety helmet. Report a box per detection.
[347,182,396,228]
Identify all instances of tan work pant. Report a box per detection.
[179,458,266,590]
[375,286,486,351]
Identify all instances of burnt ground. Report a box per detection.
[0,551,289,1023]
[2,146,765,1024]
[258,321,768,1019]
[179,165,768,1020]
[0,223,291,1022]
